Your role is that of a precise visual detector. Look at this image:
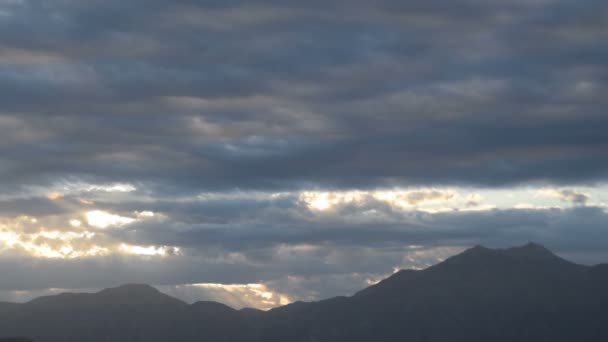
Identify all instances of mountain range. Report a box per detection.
[1,243,607,341]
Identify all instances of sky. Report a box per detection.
[0,0,607,309]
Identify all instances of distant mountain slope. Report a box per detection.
[1,243,607,342]
[0,284,253,342]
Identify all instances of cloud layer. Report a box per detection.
[1,0,607,192]
[1,0,607,308]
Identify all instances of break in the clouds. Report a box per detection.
[0,0,607,308]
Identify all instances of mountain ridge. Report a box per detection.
[5,243,600,310]
[2,243,607,342]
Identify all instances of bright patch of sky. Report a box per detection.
[85,210,135,229]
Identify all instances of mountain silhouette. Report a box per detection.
[1,243,607,341]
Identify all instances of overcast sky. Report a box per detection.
[0,0,607,309]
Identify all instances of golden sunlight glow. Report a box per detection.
[119,243,179,257]
[0,230,20,249]
[299,189,459,212]
[78,198,95,205]
[373,189,456,208]
[86,183,136,192]
[0,227,180,259]
[0,211,168,260]
[192,283,291,309]
[27,245,110,259]
[308,194,330,210]
[0,228,109,259]
[86,210,135,229]
[136,211,155,218]
[299,191,367,211]
[46,191,64,200]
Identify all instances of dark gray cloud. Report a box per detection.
[0,0,607,192]
[109,198,608,258]
[0,197,68,217]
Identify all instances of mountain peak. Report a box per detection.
[468,244,491,253]
[436,242,568,270]
[498,242,561,261]
[461,242,557,259]
[95,284,187,306]
[505,242,553,254]
[98,283,160,295]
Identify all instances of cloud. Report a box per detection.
[1,185,608,307]
[0,0,607,308]
[0,0,607,192]
[85,210,135,229]
[557,190,589,205]
[541,188,590,205]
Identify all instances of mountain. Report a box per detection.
[1,243,607,342]
[259,242,607,342]
[0,283,256,342]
